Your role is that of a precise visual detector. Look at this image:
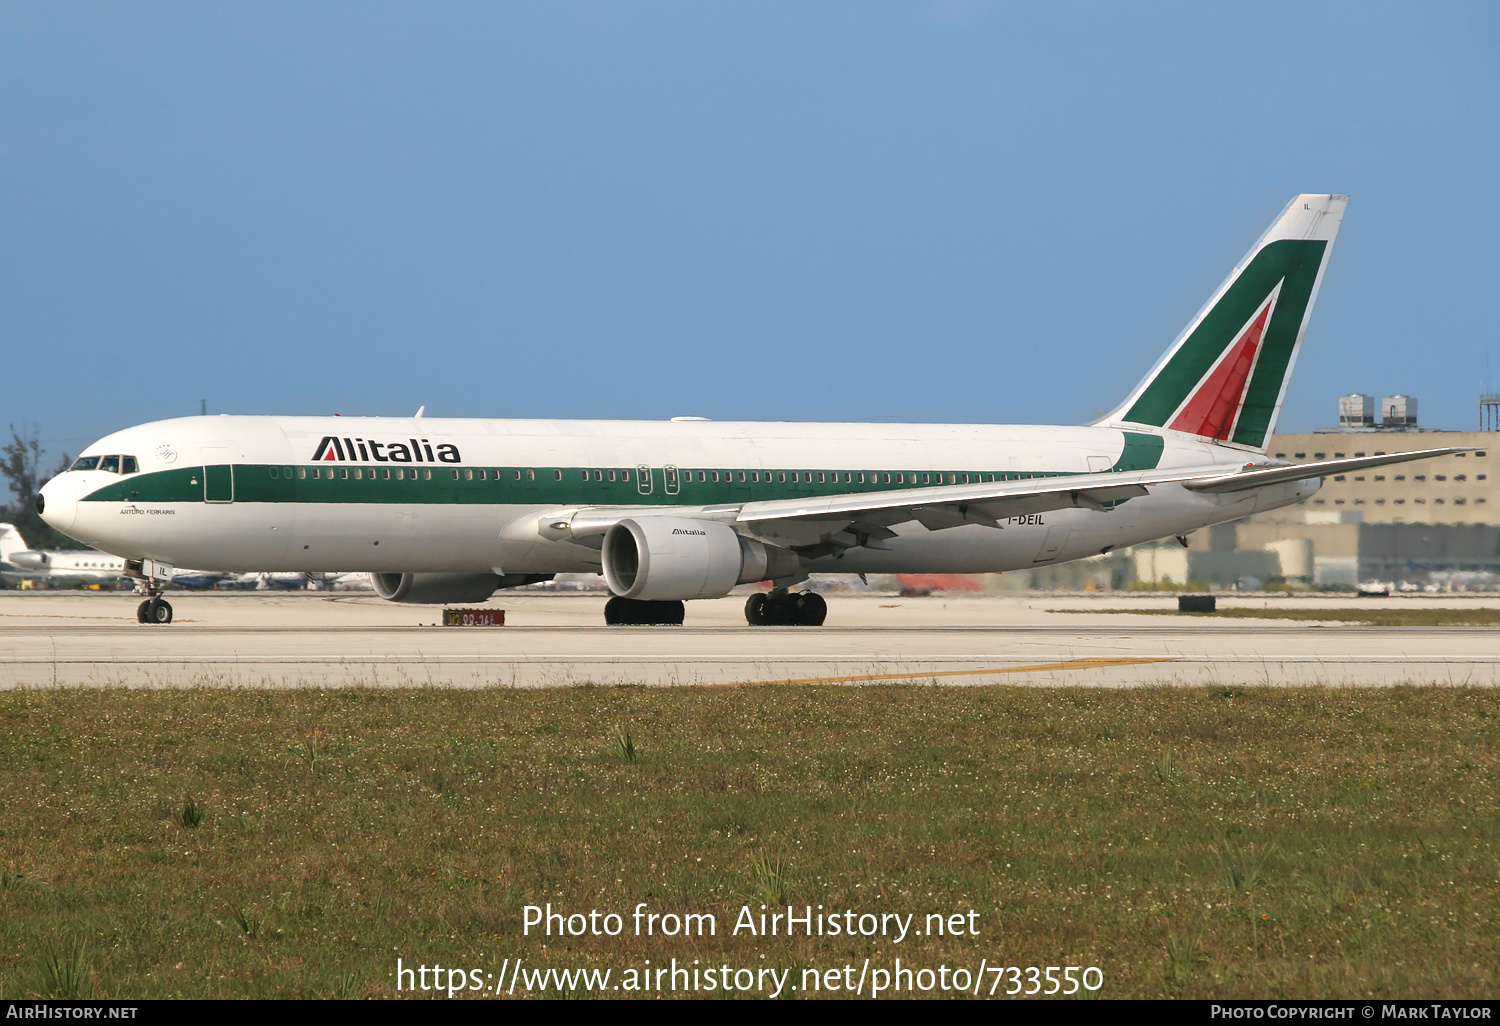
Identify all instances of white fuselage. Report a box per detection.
[39,414,1316,578]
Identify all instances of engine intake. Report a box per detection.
[602,518,799,601]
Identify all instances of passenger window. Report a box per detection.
[750,472,759,482]
[269,467,279,479]
[711,471,720,482]
[298,467,307,479]
[552,470,561,481]
[736,472,744,483]
[778,472,787,483]
[464,469,474,481]
[99,455,120,474]
[581,470,589,481]
[284,467,293,478]
[624,470,633,482]
[312,467,321,479]
[527,469,535,481]
[856,473,864,484]
[424,469,432,480]
[512,469,521,481]
[341,468,349,479]
[478,469,487,480]
[609,470,617,482]
[697,471,706,482]
[396,468,405,480]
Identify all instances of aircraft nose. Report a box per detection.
[37,474,77,532]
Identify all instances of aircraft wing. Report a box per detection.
[546,447,1471,555]
[730,462,1229,552]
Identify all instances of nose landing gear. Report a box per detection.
[126,560,175,624]
[745,589,826,626]
[136,597,173,624]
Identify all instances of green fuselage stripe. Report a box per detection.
[79,433,1167,507]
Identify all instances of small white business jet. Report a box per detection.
[36,195,1463,625]
[1,522,132,580]
[1,522,232,594]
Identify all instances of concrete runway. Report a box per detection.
[1,589,1497,688]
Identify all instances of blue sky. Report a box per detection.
[2,2,1496,483]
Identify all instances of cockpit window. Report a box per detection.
[69,454,138,474]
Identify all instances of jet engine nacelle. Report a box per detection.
[370,571,552,604]
[602,517,800,601]
[8,550,48,571]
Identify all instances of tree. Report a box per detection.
[1,423,78,550]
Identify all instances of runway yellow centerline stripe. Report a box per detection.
[712,656,1176,687]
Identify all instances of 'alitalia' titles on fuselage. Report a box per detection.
[312,436,462,464]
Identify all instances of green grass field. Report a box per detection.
[1056,607,1500,626]
[0,685,1495,999]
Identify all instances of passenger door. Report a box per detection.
[201,446,234,503]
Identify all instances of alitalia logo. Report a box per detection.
[1119,237,1329,450]
[312,436,462,464]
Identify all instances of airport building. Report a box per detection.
[1125,394,1500,589]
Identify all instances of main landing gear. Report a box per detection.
[745,589,826,626]
[604,596,686,626]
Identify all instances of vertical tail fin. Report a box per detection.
[1096,194,1346,451]
[0,523,28,563]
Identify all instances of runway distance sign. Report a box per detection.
[443,608,506,627]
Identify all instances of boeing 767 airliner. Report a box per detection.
[37,194,1463,624]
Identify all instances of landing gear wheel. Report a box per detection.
[795,591,827,626]
[138,598,173,624]
[604,597,685,625]
[746,589,825,626]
